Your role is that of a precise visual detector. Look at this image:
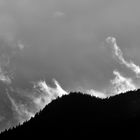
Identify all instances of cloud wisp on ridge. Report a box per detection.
[31,79,69,110]
[110,70,137,95]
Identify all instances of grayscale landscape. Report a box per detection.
[0,0,140,134]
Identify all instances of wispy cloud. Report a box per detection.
[85,89,107,99]
[5,79,69,125]
[106,37,140,78]
[32,79,69,110]
[6,91,34,124]
[73,70,137,99]
[110,70,137,95]
[17,41,25,50]
[53,11,65,18]
[0,66,11,84]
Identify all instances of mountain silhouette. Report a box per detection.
[2,89,140,137]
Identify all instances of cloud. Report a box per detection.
[31,79,69,110]
[6,91,34,124]
[53,11,65,18]
[110,70,137,95]
[0,66,11,84]
[106,37,140,78]
[16,41,25,50]
[5,78,69,124]
[66,70,137,99]
[0,73,11,84]
[85,89,107,99]
[36,79,69,97]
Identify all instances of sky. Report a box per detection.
[0,0,140,101]
[0,1,140,94]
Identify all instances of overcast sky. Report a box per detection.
[0,0,140,97]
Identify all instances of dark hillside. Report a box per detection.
[2,89,140,136]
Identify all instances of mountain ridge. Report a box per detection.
[2,88,140,136]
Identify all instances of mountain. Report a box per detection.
[2,89,140,137]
